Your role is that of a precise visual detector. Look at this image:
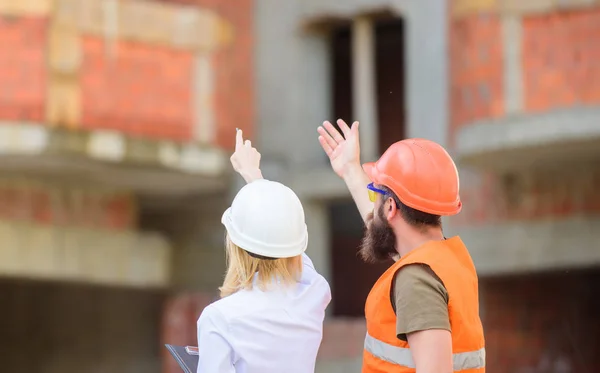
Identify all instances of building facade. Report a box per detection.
[0,0,251,372]
[248,0,600,372]
[165,0,600,372]
[1,0,600,373]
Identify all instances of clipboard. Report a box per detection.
[165,344,199,373]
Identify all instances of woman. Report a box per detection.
[196,129,332,373]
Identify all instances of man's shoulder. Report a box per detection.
[394,263,443,285]
[392,263,448,307]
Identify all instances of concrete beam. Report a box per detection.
[450,216,600,276]
[0,122,229,197]
[0,0,51,16]
[452,0,600,19]
[455,106,600,171]
[52,0,233,51]
[301,0,398,21]
[0,220,171,288]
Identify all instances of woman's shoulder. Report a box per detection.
[199,290,256,324]
[300,254,329,285]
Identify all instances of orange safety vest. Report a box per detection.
[363,236,485,373]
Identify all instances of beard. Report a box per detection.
[359,204,398,263]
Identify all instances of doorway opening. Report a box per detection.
[327,15,406,317]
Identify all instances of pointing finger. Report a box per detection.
[235,129,243,151]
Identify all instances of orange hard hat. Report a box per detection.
[362,138,462,216]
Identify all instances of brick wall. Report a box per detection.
[0,16,47,122]
[449,13,503,135]
[0,178,137,230]
[161,291,218,373]
[452,163,600,227]
[80,37,194,141]
[523,8,600,112]
[449,5,600,224]
[449,6,600,373]
[449,5,600,130]
[0,0,254,148]
[480,269,600,373]
[160,0,255,149]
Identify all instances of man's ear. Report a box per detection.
[386,197,398,221]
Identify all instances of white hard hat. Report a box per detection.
[221,179,308,258]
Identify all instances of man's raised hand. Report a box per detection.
[317,119,361,179]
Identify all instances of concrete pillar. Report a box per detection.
[303,200,332,292]
[501,14,524,115]
[400,0,448,147]
[193,51,216,144]
[352,16,379,163]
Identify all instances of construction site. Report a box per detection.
[0,0,599,372]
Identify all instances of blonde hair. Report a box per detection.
[219,235,303,298]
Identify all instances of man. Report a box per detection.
[317,119,485,373]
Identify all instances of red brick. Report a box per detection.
[31,190,52,224]
[449,13,504,138]
[159,0,255,150]
[161,291,218,373]
[523,7,600,112]
[105,194,137,230]
[480,270,600,373]
[0,17,47,123]
[0,184,136,230]
[162,293,197,373]
[80,37,194,142]
[0,0,255,151]
[454,165,600,225]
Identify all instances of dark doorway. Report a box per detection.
[328,201,392,316]
[328,17,405,317]
[331,23,353,135]
[375,18,406,152]
[330,18,405,154]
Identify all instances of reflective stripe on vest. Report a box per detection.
[364,333,486,371]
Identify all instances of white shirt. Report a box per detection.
[196,254,331,373]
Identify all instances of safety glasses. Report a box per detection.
[367,182,388,202]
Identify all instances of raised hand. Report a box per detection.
[230,129,263,183]
[317,119,361,179]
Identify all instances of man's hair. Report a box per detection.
[379,185,442,229]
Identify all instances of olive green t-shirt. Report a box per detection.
[391,263,451,341]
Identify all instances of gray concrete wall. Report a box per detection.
[255,0,332,172]
[254,0,448,285]
[299,0,449,146]
[141,194,229,292]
